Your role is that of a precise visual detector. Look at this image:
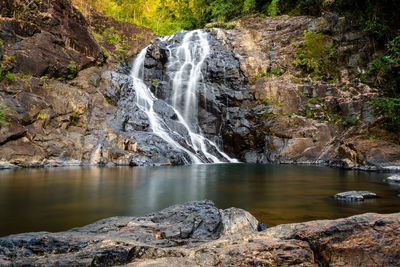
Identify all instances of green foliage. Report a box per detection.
[255,67,285,81]
[3,55,16,63]
[364,20,388,41]
[223,24,235,30]
[0,104,11,126]
[67,61,78,80]
[368,34,400,96]
[262,98,274,104]
[101,46,110,58]
[0,39,3,46]
[104,95,115,105]
[5,72,16,82]
[368,97,400,131]
[0,64,6,77]
[37,112,49,120]
[116,43,130,56]
[69,112,81,126]
[267,0,280,18]
[209,0,243,22]
[71,0,400,40]
[40,75,52,88]
[294,31,337,80]
[242,0,256,15]
[40,75,49,82]
[286,112,298,117]
[104,27,122,44]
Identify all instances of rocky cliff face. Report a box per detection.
[0,0,104,77]
[1,201,399,266]
[0,0,399,169]
[211,14,400,170]
[0,0,162,168]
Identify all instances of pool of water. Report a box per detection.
[0,164,399,237]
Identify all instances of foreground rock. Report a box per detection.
[0,200,399,266]
[334,191,378,201]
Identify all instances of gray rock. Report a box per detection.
[219,207,260,236]
[334,191,378,201]
[385,174,400,183]
[0,200,263,266]
[1,201,399,266]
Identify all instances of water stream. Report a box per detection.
[131,30,236,164]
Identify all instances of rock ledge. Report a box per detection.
[1,200,399,266]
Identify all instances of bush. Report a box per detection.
[267,0,280,18]
[242,0,256,15]
[368,97,400,132]
[0,104,11,126]
[294,31,337,80]
[5,72,16,82]
[368,34,400,96]
[67,61,77,80]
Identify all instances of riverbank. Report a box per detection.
[1,200,399,266]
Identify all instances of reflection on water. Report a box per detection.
[0,164,399,236]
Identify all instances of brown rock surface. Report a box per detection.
[0,201,399,266]
[0,0,104,78]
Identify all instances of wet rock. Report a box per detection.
[0,201,399,266]
[385,174,400,183]
[334,191,378,201]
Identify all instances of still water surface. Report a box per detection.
[0,164,399,236]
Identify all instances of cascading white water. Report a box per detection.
[130,30,237,164]
[168,30,209,125]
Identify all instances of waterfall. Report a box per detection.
[130,30,236,164]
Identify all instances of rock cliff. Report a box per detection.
[211,14,400,170]
[0,0,399,169]
[0,201,399,266]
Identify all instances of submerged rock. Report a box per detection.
[0,200,399,266]
[334,191,378,201]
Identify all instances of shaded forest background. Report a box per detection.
[72,0,399,40]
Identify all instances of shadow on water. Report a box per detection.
[0,164,399,236]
